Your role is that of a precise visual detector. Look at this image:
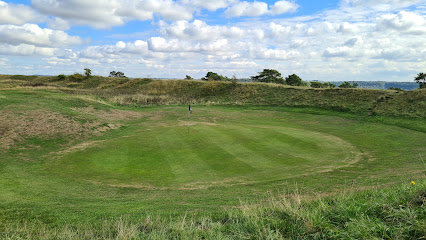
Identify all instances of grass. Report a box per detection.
[0,76,425,239]
[1,181,424,239]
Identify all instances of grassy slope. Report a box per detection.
[1,74,425,118]
[0,76,425,239]
[1,181,425,239]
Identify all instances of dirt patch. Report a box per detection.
[73,106,144,121]
[179,121,218,126]
[0,109,103,150]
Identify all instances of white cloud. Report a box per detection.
[182,0,236,11]
[0,44,57,56]
[0,1,42,25]
[31,0,193,29]
[226,1,269,17]
[376,11,426,34]
[47,17,71,31]
[341,0,420,11]
[159,20,245,40]
[79,40,163,60]
[343,36,363,46]
[269,1,299,15]
[290,39,307,48]
[148,37,232,54]
[225,0,298,17]
[337,22,359,33]
[0,24,82,47]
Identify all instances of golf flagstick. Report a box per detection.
[188,105,192,134]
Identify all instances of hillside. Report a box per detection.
[1,75,425,119]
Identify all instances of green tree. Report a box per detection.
[84,68,92,78]
[285,74,303,86]
[310,81,323,88]
[109,71,126,78]
[414,72,426,88]
[202,72,225,81]
[251,69,284,84]
[185,75,193,80]
[339,81,358,88]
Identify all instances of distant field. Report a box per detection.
[0,78,425,239]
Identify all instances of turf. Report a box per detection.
[0,88,425,238]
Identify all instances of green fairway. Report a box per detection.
[0,89,424,236]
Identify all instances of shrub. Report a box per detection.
[69,73,86,82]
[57,74,66,81]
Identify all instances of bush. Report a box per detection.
[69,73,86,82]
[57,74,66,81]
[202,72,227,81]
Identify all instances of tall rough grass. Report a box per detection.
[1,181,424,239]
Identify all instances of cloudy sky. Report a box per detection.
[0,0,425,81]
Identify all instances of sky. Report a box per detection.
[0,0,425,81]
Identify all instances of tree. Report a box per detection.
[310,81,323,88]
[414,72,426,89]
[109,71,126,78]
[338,81,358,88]
[251,69,284,84]
[285,74,303,86]
[202,72,225,81]
[84,68,92,78]
[185,75,193,80]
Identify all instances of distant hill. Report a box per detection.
[329,81,418,90]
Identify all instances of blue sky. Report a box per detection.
[0,0,425,81]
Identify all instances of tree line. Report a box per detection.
[199,69,356,88]
[58,68,426,89]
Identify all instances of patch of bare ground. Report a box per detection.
[86,177,256,191]
[72,106,144,121]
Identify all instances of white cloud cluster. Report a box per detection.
[0,24,82,47]
[159,20,245,40]
[376,11,426,34]
[226,0,298,17]
[341,0,420,10]
[181,0,237,11]
[0,44,57,56]
[31,0,193,29]
[0,1,42,25]
[0,0,425,81]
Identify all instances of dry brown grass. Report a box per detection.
[72,106,143,121]
[0,109,102,149]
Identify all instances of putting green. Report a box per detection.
[51,121,361,189]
